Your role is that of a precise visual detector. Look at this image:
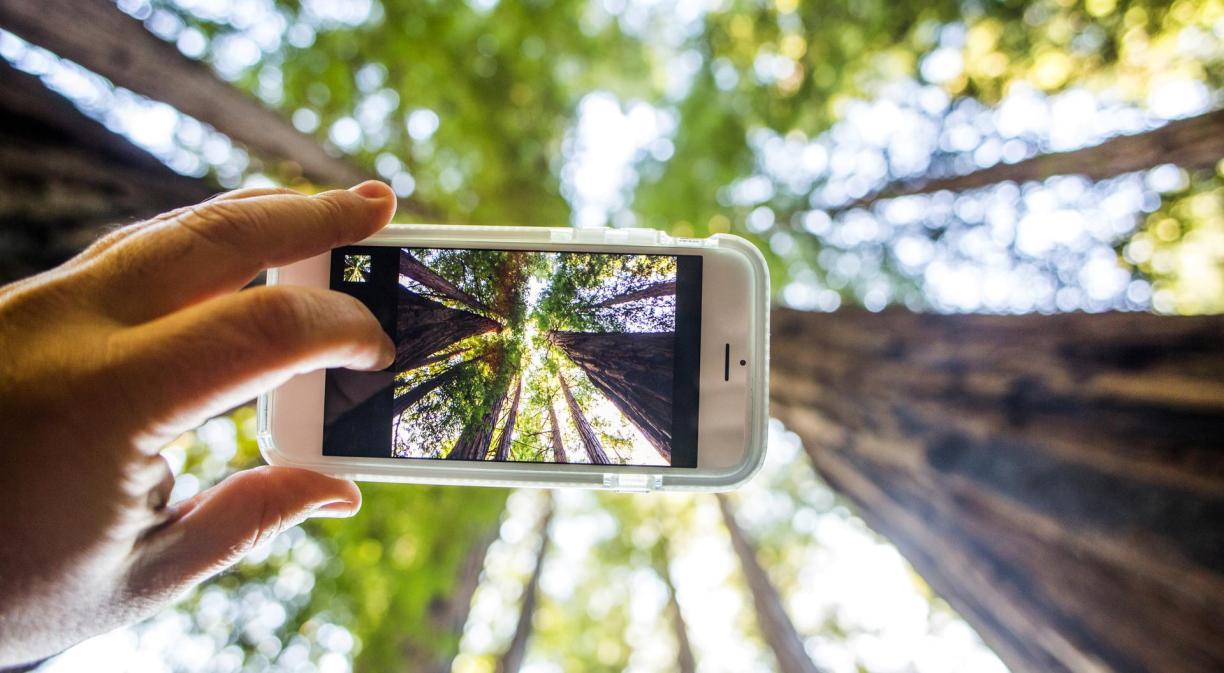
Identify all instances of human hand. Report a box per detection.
[0,182,397,668]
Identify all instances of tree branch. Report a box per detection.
[835,108,1224,213]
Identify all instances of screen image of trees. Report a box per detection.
[391,248,677,466]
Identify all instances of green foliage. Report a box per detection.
[310,484,508,672]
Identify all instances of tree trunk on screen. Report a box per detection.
[836,107,1224,213]
[559,374,610,465]
[400,250,493,314]
[592,280,677,308]
[493,378,523,461]
[402,519,500,673]
[392,352,492,418]
[717,494,823,673]
[548,402,567,463]
[549,331,673,461]
[448,379,511,461]
[495,495,554,673]
[396,287,501,372]
[769,307,1224,673]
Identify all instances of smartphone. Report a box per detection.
[256,225,768,492]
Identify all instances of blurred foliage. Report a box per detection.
[1123,166,1224,313]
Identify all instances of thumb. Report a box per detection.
[126,466,360,602]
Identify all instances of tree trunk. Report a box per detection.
[547,402,567,463]
[493,378,523,461]
[0,0,436,218]
[393,353,491,419]
[396,287,501,372]
[448,379,510,461]
[717,494,822,673]
[549,331,673,461]
[414,346,473,369]
[494,495,554,673]
[401,520,500,673]
[655,544,697,673]
[592,280,677,308]
[769,308,1224,673]
[837,107,1224,212]
[400,250,492,314]
[559,374,610,465]
[0,59,215,282]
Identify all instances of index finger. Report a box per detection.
[85,181,396,323]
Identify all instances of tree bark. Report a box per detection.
[396,287,501,372]
[0,0,439,218]
[494,495,554,673]
[559,374,610,465]
[493,378,523,461]
[769,307,1224,673]
[392,353,491,419]
[0,59,214,281]
[549,331,673,461]
[400,250,492,314]
[836,107,1224,212]
[655,544,697,673]
[448,379,510,461]
[717,494,823,673]
[547,401,567,463]
[592,280,677,308]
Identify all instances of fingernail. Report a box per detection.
[349,180,390,200]
[311,499,359,519]
[379,334,396,369]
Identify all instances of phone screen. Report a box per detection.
[322,246,702,468]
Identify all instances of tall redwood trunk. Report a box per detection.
[448,378,510,460]
[392,352,491,418]
[401,520,501,673]
[592,279,676,308]
[549,331,672,461]
[559,374,610,465]
[547,402,567,463]
[493,378,523,461]
[655,544,696,673]
[717,495,822,673]
[400,249,492,313]
[397,287,501,372]
[0,60,216,281]
[494,495,554,673]
[837,107,1224,213]
[770,308,1224,673]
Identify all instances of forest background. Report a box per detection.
[1,0,1219,671]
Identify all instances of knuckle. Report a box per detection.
[231,468,289,555]
[243,287,316,344]
[313,192,359,243]
[178,199,267,249]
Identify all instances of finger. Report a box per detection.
[148,454,175,512]
[125,466,360,604]
[89,180,396,323]
[69,188,306,270]
[109,284,395,440]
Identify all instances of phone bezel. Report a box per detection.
[258,225,768,492]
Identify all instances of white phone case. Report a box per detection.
[256,225,769,492]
